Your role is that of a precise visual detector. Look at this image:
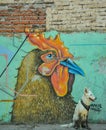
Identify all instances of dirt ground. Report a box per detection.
[0,123,106,130]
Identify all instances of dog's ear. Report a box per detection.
[84,88,88,93]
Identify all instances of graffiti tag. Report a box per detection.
[90,104,102,112]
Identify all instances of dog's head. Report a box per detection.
[84,88,96,102]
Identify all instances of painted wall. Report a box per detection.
[0,31,106,123]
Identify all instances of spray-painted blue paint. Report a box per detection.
[60,58,85,76]
[0,31,106,122]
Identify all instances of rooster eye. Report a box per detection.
[48,54,52,57]
[46,54,53,60]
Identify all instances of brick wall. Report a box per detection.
[0,0,49,33]
[0,0,106,33]
[46,0,106,32]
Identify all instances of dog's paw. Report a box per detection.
[80,126,91,130]
[87,127,91,130]
[74,126,80,129]
[85,126,91,130]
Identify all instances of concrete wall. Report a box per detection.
[0,0,106,124]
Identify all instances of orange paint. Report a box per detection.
[51,65,69,97]
[25,28,74,97]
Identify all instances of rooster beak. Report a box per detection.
[60,58,85,76]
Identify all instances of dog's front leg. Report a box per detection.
[81,120,86,128]
[74,120,80,129]
[85,116,91,130]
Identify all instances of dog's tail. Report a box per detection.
[60,123,73,128]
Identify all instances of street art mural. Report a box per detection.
[0,31,106,123]
[12,29,84,123]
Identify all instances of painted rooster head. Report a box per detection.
[25,29,84,97]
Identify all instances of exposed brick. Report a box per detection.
[21,16,38,21]
[0,0,106,33]
[6,16,20,21]
[29,20,46,25]
[0,3,46,33]
[12,21,29,25]
[0,21,11,25]
[46,0,106,32]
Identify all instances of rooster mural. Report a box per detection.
[12,29,84,123]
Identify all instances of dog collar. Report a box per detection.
[81,100,90,111]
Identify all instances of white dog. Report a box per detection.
[61,88,96,129]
